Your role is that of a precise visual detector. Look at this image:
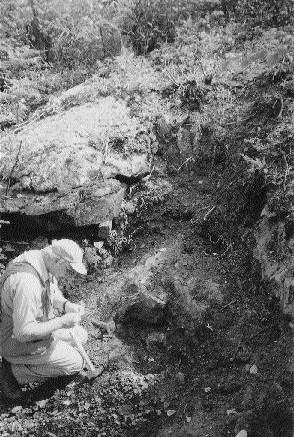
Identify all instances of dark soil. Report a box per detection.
[0,173,293,437]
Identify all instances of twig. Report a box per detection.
[223,116,252,125]
[99,25,106,58]
[282,152,290,192]
[203,205,217,221]
[12,111,46,134]
[248,325,272,341]
[164,68,179,86]
[221,300,237,311]
[177,157,193,172]
[0,239,29,245]
[278,96,284,118]
[5,141,22,196]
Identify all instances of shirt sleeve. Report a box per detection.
[12,273,42,342]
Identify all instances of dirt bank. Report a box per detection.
[0,173,293,437]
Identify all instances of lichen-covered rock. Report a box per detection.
[0,97,152,228]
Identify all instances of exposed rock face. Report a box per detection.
[95,243,223,328]
[0,97,151,229]
[114,250,170,325]
[254,210,294,317]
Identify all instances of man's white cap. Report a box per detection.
[51,239,87,275]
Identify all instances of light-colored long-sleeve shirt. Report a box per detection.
[0,250,66,358]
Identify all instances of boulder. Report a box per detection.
[0,97,151,228]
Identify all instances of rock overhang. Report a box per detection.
[0,97,153,228]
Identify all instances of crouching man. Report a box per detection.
[0,239,89,402]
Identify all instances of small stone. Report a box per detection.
[204,387,211,393]
[186,416,192,423]
[166,409,176,417]
[175,372,185,384]
[11,406,22,414]
[249,364,258,374]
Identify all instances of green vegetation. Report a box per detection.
[1,0,294,250]
[2,0,294,253]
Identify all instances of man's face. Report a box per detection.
[51,258,73,278]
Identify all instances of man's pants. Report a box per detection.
[10,326,88,385]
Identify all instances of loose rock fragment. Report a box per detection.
[235,431,247,437]
[249,364,258,374]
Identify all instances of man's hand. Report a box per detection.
[61,313,81,328]
[92,319,116,336]
[64,301,85,316]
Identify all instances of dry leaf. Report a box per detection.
[166,409,176,417]
[36,399,48,408]
[62,400,71,406]
[227,409,237,415]
[94,241,104,250]
[11,406,22,414]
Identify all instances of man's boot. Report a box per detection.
[0,358,23,402]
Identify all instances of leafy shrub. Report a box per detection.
[119,0,177,55]
[1,0,121,69]
[221,0,294,27]
[119,0,225,55]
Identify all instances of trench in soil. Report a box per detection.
[0,173,293,437]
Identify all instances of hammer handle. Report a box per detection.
[70,331,96,373]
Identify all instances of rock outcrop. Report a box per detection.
[113,250,170,325]
[0,96,152,229]
[94,242,223,328]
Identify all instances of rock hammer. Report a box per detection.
[70,329,103,379]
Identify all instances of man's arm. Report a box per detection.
[16,313,81,342]
[12,274,81,343]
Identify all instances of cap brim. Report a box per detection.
[70,262,87,275]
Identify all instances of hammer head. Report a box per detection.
[87,365,105,380]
